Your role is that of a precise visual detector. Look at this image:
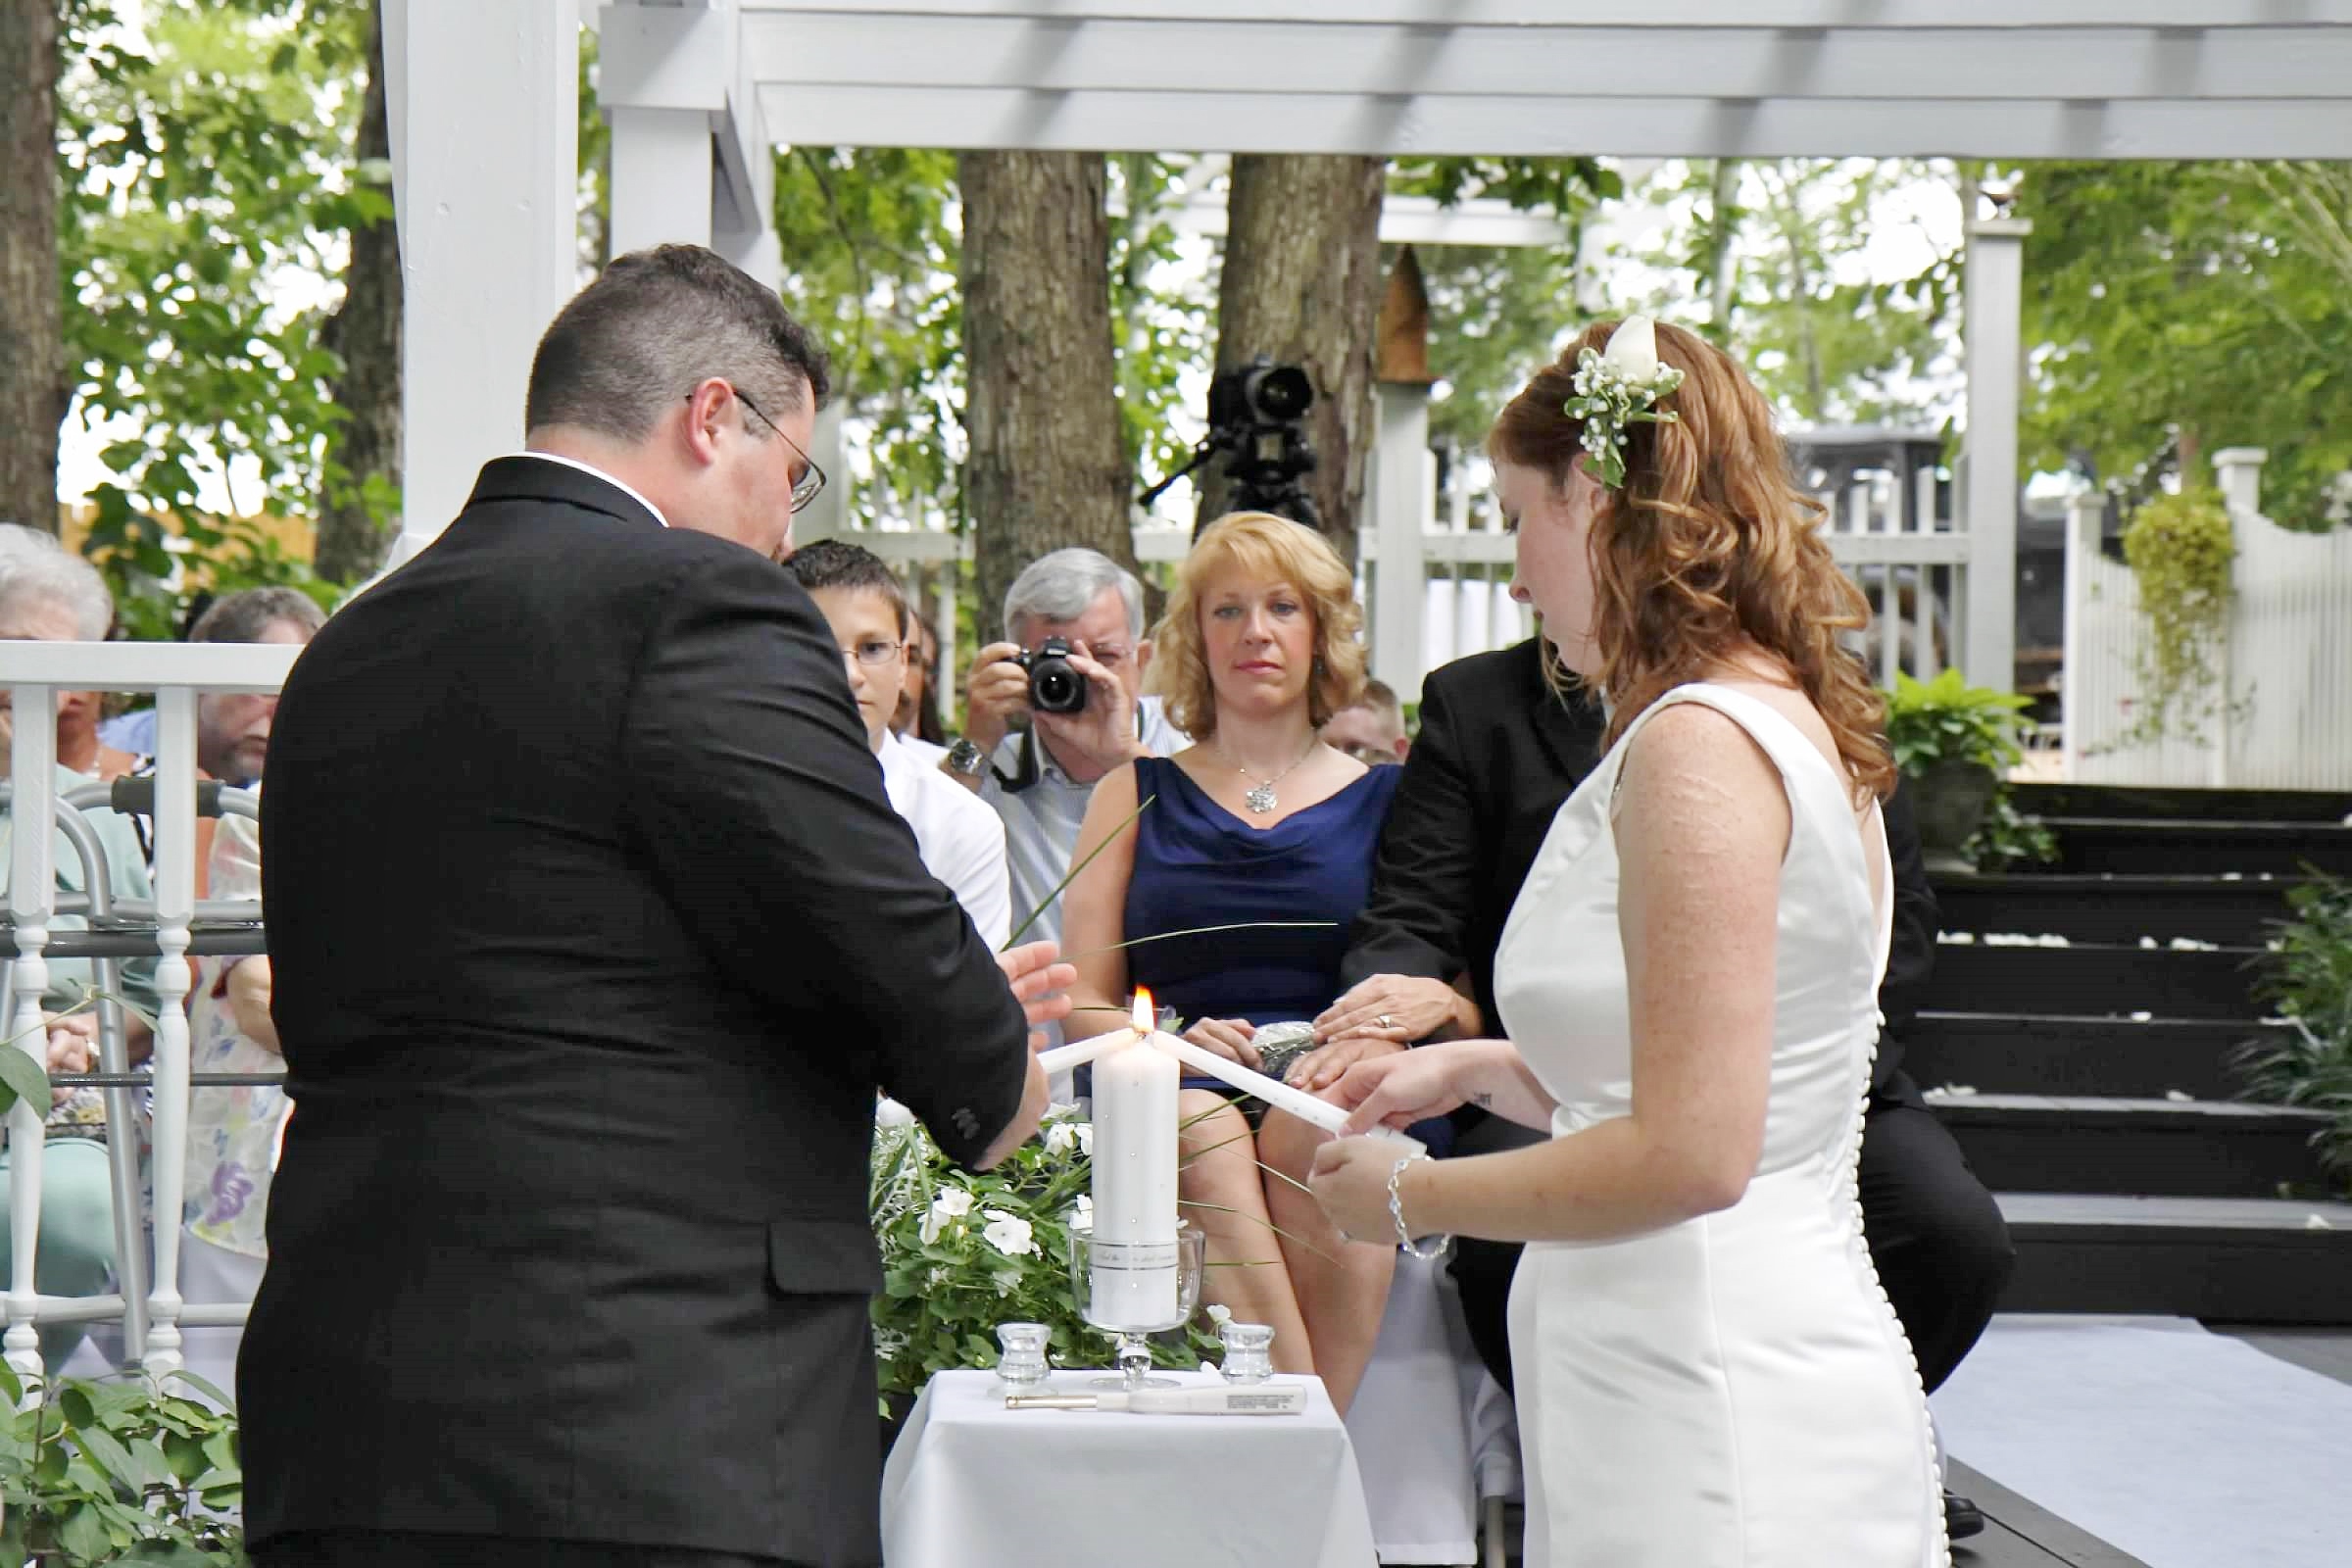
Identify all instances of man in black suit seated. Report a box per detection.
[1321,637,2014,1539]
[243,245,1071,1568]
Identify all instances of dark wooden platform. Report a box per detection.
[1904,1012,2278,1101]
[1933,872,2297,947]
[1923,941,2263,1020]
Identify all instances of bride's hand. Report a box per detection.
[1324,1045,1468,1134]
[1308,1136,1407,1245]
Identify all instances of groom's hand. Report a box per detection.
[996,940,1077,1052]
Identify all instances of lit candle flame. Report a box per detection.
[1130,988,1154,1036]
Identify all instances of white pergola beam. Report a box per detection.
[743,2,2352,24]
[756,86,2352,160]
[747,18,2352,102]
[1159,193,1569,248]
[600,2,778,281]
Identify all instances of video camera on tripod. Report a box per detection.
[1138,357,1321,533]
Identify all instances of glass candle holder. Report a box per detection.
[1217,1321,1275,1385]
[993,1322,1052,1393]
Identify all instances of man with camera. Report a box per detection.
[940,548,1186,947]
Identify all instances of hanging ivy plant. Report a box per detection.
[2120,486,2237,744]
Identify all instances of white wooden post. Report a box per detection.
[599,2,726,255]
[384,0,582,564]
[2060,491,2104,782]
[1371,384,1431,706]
[791,402,849,549]
[2213,447,2269,523]
[2209,448,2267,790]
[139,690,201,1383]
[5,687,56,1388]
[1961,214,2029,696]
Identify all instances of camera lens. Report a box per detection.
[1031,662,1085,714]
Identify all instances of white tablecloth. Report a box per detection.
[880,1370,1379,1568]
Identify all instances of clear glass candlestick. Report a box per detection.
[1217,1321,1275,1385]
[993,1322,1052,1394]
[1066,1220,1204,1392]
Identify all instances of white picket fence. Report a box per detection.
[2064,449,2352,791]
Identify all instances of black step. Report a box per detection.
[2012,782,2352,824]
[1929,1093,2333,1198]
[2044,816,2352,878]
[1997,1194,2352,1325]
[1924,939,2262,1019]
[1901,1012,2281,1101]
[1932,873,2294,946]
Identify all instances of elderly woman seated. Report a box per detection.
[0,524,161,1372]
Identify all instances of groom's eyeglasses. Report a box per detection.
[691,386,827,514]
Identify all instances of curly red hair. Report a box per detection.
[1490,319,1894,802]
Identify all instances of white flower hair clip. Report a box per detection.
[1562,315,1686,489]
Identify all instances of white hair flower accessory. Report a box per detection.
[1562,315,1686,489]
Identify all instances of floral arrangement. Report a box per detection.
[1562,315,1686,489]
[869,1102,1222,1402]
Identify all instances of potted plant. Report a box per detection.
[1883,668,2035,875]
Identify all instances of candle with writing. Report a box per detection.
[1087,992,1181,1327]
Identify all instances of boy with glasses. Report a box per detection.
[789,540,1010,947]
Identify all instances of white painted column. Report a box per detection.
[791,402,849,549]
[384,0,582,564]
[140,689,201,1383]
[1961,215,2030,696]
[2060,492,2104,783]
[2209,448,2266,791]
[5,687,56,1388]
[1371,383,1432,706]
[610,107,714,254]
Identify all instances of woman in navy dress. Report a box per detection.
[1060,512,1403,1414]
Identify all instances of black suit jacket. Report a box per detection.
[242,458,1029,1565]
[1341,639,1936,1093]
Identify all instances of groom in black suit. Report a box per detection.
[1334,637,2014,1534]
[243,246,1065,1568]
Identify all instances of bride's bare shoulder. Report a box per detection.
[1616,701,1788,844]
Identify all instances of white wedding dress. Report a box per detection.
[1493,683,1946,1567]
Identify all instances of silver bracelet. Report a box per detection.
[1387,1150,1450,1260]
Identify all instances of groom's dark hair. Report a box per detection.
[523,244,831,445]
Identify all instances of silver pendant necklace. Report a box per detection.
[1216,735,1319,814]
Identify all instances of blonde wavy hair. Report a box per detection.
[1490,318,1894,802]
[1149,512,1367,740]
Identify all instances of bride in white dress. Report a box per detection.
[1308,318,1945,1566]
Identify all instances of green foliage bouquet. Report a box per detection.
[868,1103,1220,1402]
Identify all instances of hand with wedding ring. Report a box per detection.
[1312,974,1466,1048]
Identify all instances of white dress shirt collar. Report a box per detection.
[514,450,671,529]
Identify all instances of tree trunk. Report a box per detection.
[0,0,64,535]
[314,0,404,583]
[958,151,1134,636]
[1198,154,1386,564]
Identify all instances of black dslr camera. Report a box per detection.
[1010,636,1087,715]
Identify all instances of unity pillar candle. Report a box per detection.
[1087,996,1181,1327]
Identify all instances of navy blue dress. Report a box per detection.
[1125,755,1402,1051]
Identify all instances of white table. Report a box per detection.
[880,1369,1380,1568]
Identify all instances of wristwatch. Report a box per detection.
[945,738,988,778]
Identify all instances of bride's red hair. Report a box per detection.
[1490,319,1894,803]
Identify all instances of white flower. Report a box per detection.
[981,1208,1037,1257]
[1602,315,1662,381]
[1074,1195,1093,1223]
[1077,1123,1093,1157]
[1205,1302,1232,1326]
[875,1097,915,1129]
[1044,1121,1079,1156]
[919,1187,976,1244]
